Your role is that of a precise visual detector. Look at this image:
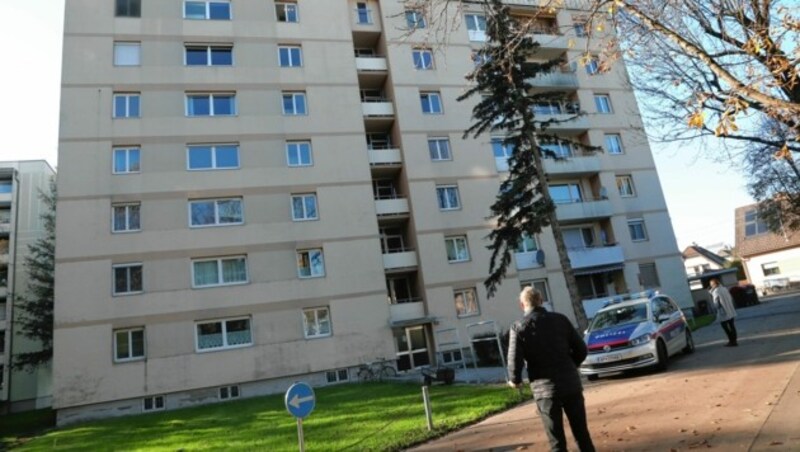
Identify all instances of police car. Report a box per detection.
[580,291,694,381]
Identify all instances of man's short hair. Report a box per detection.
[520,286,543,307]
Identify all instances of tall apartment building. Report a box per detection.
[54,0,690,424]
[0,160,55,413]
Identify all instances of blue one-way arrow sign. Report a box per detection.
[285,382,315,419]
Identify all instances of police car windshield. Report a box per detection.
[590,303,648,330]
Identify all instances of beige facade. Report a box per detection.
[54,0,690,424]
[0,160,55,413]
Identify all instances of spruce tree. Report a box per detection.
[458,0,591,329]
[13,178,56,371]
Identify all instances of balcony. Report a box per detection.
[568,245,624,270]
[555,199,612,222]
[383,250,418,271]
[355,56,387,72]
[530,65,579,88]
[389,300,426,324]
[468,30,487,42]
[543,155,601,177]
[375,197,409,217]
[369,148,402,166]
[515,250,545,270]
[362,101,394,117]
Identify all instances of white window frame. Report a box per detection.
[412,48,434,70]
[184,44,233,66]
[282,92,308,116]
[113,147,141,174]
[275,1,299,22]
[745,209,769,236]
[112,203,141,233]
[465,14,487,41]
[183,0,231,20]
[549,183,583,204]
[286,141,313,167]
[278,45,303,67]
[191,256,249,288]
[291,193,319,221]
[297,248,325,279]
[436,185,461,210]
[188,198,244,227]
[420,92,443,114]
[594,94,612,113]
[186,144,240,170]
[516,233,539,253]
[116,0,141,17]
[326,368,350,383]
[428,137,452,161]
[616,175,636,197]
[405,10,426,29]
[113,328,145,363]
[604,134,624,154]
[355,2,372,24]
[185,93,237,117]
[113,263,143,296]
[639,262,660,288]
[303,306,332,339]
[113,42,141,66]
[142,395,165,412]
[585,56,600,75]
[454,288,480,317]
[627,219,648,242]
[445,235,470,263]
[113,92,140,118]
[762,262,780,276]
[218,385,240,400]
[195,316,253,352]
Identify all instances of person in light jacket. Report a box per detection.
[507,287,595,452]
[710,278,738,346]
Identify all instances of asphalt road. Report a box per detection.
[411,294,800,451]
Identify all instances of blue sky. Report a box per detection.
[0,0,754,250]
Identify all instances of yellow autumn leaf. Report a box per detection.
[567,38,576,48]
[687,111,704,128]
[774,144,792,160]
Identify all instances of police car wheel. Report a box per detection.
[683,330,695,355]
[654,339,668,372]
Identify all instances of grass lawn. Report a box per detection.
[1,409,56,448]
[9,382,528,451]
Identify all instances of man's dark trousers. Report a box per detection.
[535,392,595,452]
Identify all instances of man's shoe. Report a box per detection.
[725,342,738,347]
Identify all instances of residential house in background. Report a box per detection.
[53,0,690,424]
[682,244,729,278]
[0,160,55,413]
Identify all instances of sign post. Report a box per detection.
[285,382,316,452]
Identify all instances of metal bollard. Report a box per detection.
[422,385,433,431]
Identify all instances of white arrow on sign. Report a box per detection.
[289,394,314,409]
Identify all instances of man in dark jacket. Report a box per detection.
[508,286,595,452]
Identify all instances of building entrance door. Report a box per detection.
[394,325,430,371]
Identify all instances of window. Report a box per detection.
[549,184,582,204]
[143,396,165,412]
[278,45,303,67]
[573,20,588,37]
[436,185,460,210]
[585,56,600,75]
[113,147,140,174]
[326,369,350,383]
[492,138,513,171]
[112,203,141,233]
[594,94,612,113]
[187,144,239,170]
[303,307,332,338]
[196,317,252,351]
[286,141,313,167]
[616,175,636,197]
[113,93,140,118]
[275,1,298,22]
[744,209,769,236]
[0,184,11,194]
[184,1,231,20]
[420,92,443,114]
[282,92,307,115]
[628,219,648,241]
[604,134,623,154]
[762,262,780,276]
[563,227,595,249]
[465,14,487,41]
[192,256,248,287]
[639,263,660,288]
[445,236,470,263]
[219,385,240,400]
[355,2,371,24]
[516,234,539,253]
[454,288,480,317]
[185,45,233,66]
[116,0,141,17]
[113,263,143,295]
[440,350,463,364]
[412,48,434,70]
[189,198,243,227]
[297,249,325,278]
[114,328,145,362]
[186,93,236,116]
[405,10,426,28]
[428,138,451,161]
[291,194,318,221]
[577,274,608,299]
[114,42,141,66]
[540,142,574,158]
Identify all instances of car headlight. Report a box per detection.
[629,334,652,346]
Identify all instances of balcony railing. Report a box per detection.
[355,56,387,71]
[567,245,624,269]
[362,100,394,117]
[369,148,402,165]
[515,250,545,270]
[543,154,601,176]
[555,199,612,222]
[383,250,418,270]
[389,300,426,324]
[375,197,409,216]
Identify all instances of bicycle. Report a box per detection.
[357,357,398,382]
